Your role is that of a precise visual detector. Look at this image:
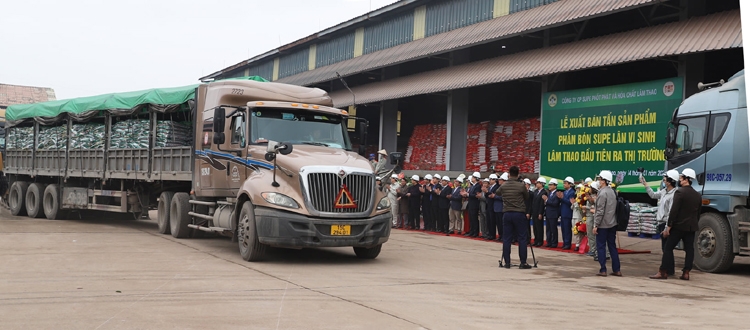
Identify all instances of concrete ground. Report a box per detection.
[0,209,748,330]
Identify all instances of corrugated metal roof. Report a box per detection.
[277,0,662,86]
[329,10,742,107]
[0,84,56,107]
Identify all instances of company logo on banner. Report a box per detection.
[540,77,684,193]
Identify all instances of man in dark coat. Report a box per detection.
[544,179,562,248]
[438,176,452,234]
[430,174,442,232]
[484,174,500,240]
[650,168,702,280]
[497,166,531,268]
[530,177,548,247]
[406,175,423,230]
[465,172,482,237]
[449,177,467,235]
[421,175,434,231]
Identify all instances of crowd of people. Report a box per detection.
[375,160,702,278]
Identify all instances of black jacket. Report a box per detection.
[668,185,701,231]
[530,188,547,220]
[407,184,422,208]
[467,182,481,210]
[431,184,442,208]
[438,185,451,209]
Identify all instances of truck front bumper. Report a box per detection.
[254,207,391,248]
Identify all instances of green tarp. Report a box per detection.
[5,76,269,121]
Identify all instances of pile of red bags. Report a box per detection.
[489,118,540,173]
[403,124,447,171]
[465,122,490,172]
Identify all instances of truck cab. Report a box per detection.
[665,69,750,272]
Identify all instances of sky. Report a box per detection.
[0,0,399,99]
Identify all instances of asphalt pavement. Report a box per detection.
[0,209,748,329]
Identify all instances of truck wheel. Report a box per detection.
[9,181,29,216]
[169,192,190,238]
[353,244,382,259]
[694,212,735,273]
[237,202,266,261]
[25,183,46,218]
[157,191,174,235]
[43,184,63,220]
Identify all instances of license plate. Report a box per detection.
[330,225,351,236]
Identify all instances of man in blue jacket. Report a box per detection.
[544,179,562,248]
[449,177,467,235]
[465,172,482,238]
[560,176,576,250]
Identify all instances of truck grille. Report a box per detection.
[306,173,374,214]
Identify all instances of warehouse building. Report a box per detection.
[0,84,57,120]
[200,0,743,173]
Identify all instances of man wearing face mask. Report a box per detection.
[642,170,679,271]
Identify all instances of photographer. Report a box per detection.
[641,170,679,258]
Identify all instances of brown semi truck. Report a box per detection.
[4,78,398,261]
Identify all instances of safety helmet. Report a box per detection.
[549,178,558,185]
[472,172,481,178]
[536,177,547,184]
[665,170,680,182]
[424,174,433,180]
[375,176,382,181]
[523,178,532,185]
[500,173,509,181]
[455,177,464,183]
[564,176,575,184]
[682,168,697,180]
[599,170,613,182]
[590,181,600,191]
[434,174,441,180]
[442,176,450,181]
[489,174,498,179]
[411,175,420,181]
[585,177,593,184]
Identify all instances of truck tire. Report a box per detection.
[237,202,266,261]
[354,244,382,259]
[25,183,46,218]
[169,192,190,238]
[694,212,735,273]
[157,191,173,235]
[43,184,63,220]
[9,181,29,216]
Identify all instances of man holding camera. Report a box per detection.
[497,166,532,269]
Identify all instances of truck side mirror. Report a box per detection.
[389,152,403,165]
[213,107,226,144]
[358,145,366,156]
[664,127,676,159]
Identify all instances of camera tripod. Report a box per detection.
[498,241,538,268]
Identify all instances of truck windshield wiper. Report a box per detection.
[299,142,329,147]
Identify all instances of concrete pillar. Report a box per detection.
[679,53,705,99]
[446,49,471,171]
[446,89,469,171]
[379,66,400,167]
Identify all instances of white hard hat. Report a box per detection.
[391,174,398,179]
[536,177,547,184]
[585,177,593,184]
[434,174,441,179]
[411,175,420,181]
[483,178,490,182]
[472,172,481,178]
[564,176,575,184]
[375,176,382,181]
[500,173,509,181]
[665,170,679,182]
[599,170,613,182]
[455,177,464,183]
[590,181,600,191]
[523,178,532,185]
[489,174,498,179]
[442,176,450,181]
[424,174,433,180]
[576,184,583,189]
[549,178,559,185]
[681,168,697,180]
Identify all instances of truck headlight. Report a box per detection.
[376,196,391,211]
[261,192,300,209]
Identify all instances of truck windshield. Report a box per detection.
[250,108,352,150]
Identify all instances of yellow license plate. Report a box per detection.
[330,225,351,236]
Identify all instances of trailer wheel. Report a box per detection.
[157,191,174,235]
[43,184,63,220]
[169,192,190,238]
[9,181,29,216]
[25,183,46,218]
[353,244,382,259]
[237,202,266,261]
[694,212,735,273]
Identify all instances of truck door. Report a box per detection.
[703,110,739,196]
[222,113,248,192]
[668,114,708,192]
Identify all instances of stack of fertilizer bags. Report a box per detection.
[69,123,106,149]
[37,126,68,150]
[6,127,34,149]
[110,119,150,149]
[155,121,192,147]
[627,203,658,234]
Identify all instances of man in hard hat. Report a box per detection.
[429,174,443,232]
[524,178,534,244]
[497,166,532,269]
[650,168,701,281]
[543,179,562,248]
[406,175,423,230]
[388,174,401,229]
[421,174,434,231]
[593,170,622,277]
[449,177,467,235]
[438,176,452,234]
[489,173,509,241]
[641,169,679,267]
[465,172,482,237]
[529,177,548,247]
[560,176,577,250]
[484,174,500,240]
[479,178,491,237]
